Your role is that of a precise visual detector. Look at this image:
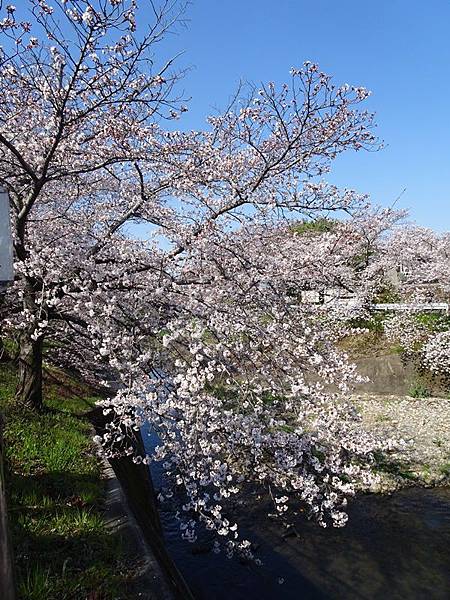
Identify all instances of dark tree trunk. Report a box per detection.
[0,338,10,363]
[0,294,10,363]
[15,331,43,411]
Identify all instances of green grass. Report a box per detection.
[0,362,133,599]
[408,380,431,399]
[439,462,450,478]
[338,328,398,358]
[415,312,450,332]
[372,451,418,482]
[375,414,391,423]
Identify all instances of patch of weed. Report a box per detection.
[0,362,133,599]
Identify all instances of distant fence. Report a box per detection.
[0,414,16,600]
[370,303,449,312]
[295,298,450,313]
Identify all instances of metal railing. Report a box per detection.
[370,303,449,312]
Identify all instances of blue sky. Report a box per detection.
[154,0,450,230]
[6,1,449,229]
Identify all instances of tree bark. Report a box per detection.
[15,331,43,411]
[0,338,10,363]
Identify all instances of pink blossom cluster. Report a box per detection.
[0,0,401,554]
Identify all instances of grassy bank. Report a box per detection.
[0,362,132,600]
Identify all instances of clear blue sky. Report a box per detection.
[155,0,450,230]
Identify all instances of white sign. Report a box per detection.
[0,187,14,286]
[301,290,321,304]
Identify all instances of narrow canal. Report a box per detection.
[142,425,450,600]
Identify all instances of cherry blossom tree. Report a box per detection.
[387,225,450,293]
[90,217,396,552]
[0,1,378,410]
[0,0,398,553]
[0,0,188,408]
[381,225,450,370]
[422,330,450,375]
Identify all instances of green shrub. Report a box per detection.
[415,312,450,332]
[373,285,401,304]
[348,312,385,335]
[408,381,431,398]
[290,217,336,235]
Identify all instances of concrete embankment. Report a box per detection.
[100,457,175,599]
[90,407,195,600]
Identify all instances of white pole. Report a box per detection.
[0,187,14,291]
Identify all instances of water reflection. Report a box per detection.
[142,426,450,600]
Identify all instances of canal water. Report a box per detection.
[142,425,450,600]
